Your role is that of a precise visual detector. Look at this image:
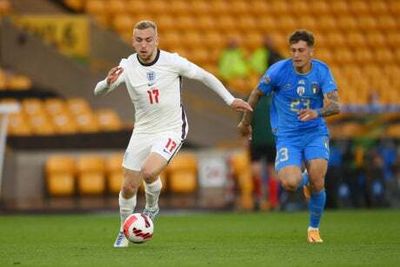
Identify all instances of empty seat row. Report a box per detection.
[45,152,198,197]
[1,97,123,136]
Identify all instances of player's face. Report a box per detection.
[289,40,313,73]
[132,27,159,63]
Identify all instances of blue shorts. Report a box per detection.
[274,132,330,172]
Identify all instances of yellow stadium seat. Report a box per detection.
[354,48,373,64]
[385,124,400,138]
[51,112,79,134]
[157,15,174,33]
[95,108,122,131]
[108,0,125,15]
[112,14,134,34]
[43,98,67,115]
[386,32,400,49]
[336,16,357,32]
[8,112,32,136]
[0,0,11,16]
[21,98,45,115]
[349,0,370,16]
[330,0,350,16]
[45,155,75,197]
[377,15,397,33]
[375,49,393,64]
[67,98,92,115]
[298,16,317,31]
[209,0,230,15]
[230,0,248,16]
[388,0,400,15]
[315,16,336,32]
[277,16,296,31]
[369,1,389,16]
[333,49,353,65]
[310,0,330,16]
[250,0,269,16]
[230,150,253,209]
[167,152,197,194]
[7,75,32,90]
[290,1,309,16]
[357,16,377,31]
[237,16,257,32]
[258,16,277,32]
[64,0,84,11]
[182,31,202,49]
[325,32,346,48]
[28,112,56,135]
[76,155,106,195]
[365,31,386,48]
[106,153,124,195]
[85,0,106,15]
[190,1,210,16]
[346,32,366,48]
[75,111,100,133]
[216,16,236,33]
[168,0,189,15]
[175,16,196,31]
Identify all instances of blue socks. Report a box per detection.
[309,190,326,228]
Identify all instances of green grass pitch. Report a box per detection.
[1,210,399,267]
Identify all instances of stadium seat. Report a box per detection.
[230,150,253,210]
[336,16,357,32]
[21,98,46,116]
[51,111,79,134]
[95,108,122,131]
[76,155,106,195]
[377,15,397,33]
[112,14,134,34]
[108,0,125,16]
[310,0,330,16]
[63,0,84,12]
[369,1,389,16]
[190,1,210,16]
[43,98,67,115]
[85,0,106,15]
[45,155,76,197]
[346,32,366,48]
[357,16,377,32]
[67,98,92,115]
[106,153,124,195]
[385,124,400,138]
[75,111,100,133]
[315,16,336,32]
[0,0,11,16]
[167,152,197,194]
[29,112,56,135]
[349,0,370,16]
[8,112,32,136]
[330,0,350,16]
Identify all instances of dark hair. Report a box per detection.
[134,20,157,31]
[289,30,314,47]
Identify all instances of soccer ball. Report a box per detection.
[123,213,154,243]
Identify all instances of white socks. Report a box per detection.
[119,192,137,231]
[144,177,162,210]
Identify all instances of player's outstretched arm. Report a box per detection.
[94,66,124,96]
[237,88,263,138]
[298,90,341,121]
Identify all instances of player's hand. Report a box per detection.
[298,109,318,121]
[237,121,252,139]
[230,98,253,112]
[106,66,124,86]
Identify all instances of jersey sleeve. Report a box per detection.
[94,58,127,96]
[257,62,280,96]
[320,66,337,94]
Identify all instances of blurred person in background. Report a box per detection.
[218,37,249,82]
[247,35,283,211]
[94,20,252,248]
[238,30,340,243]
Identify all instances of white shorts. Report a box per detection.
[122,131,184,171]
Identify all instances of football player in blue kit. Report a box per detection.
[238,30,341,243]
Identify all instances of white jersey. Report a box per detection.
[95,50,235,139]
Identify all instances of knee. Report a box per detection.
[281,179,298,192]
[121,183,138,197]
[311,178,325,192]
[141,167,156,184]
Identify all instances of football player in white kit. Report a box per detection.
[94,20,252,248]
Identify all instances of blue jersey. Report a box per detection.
[258,58,337,137]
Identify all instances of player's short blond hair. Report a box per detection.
[134,20,157,32]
